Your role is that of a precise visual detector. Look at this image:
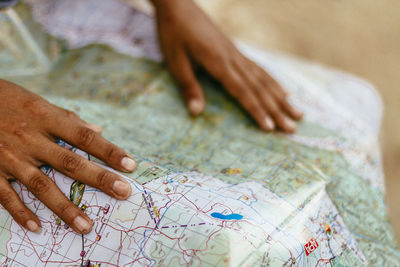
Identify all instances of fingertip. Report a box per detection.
[291,107,303,121]
[263,116,275,132]
[121,156,137,172]
[112,179,132,199]
[282,117,297,133]
[281,98,303,121]
[295,111,304,121]
[26,219,41,234]
[74,216,93,234]
[188,99,205,116]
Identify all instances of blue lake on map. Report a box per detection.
[211,212,243,220]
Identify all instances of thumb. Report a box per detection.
[166,47,205,116]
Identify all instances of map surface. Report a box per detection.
[1,2,400,266]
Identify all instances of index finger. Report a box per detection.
[49,116,137,173]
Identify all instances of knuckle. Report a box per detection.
[64,109,79,119]
[12,128,31,143]
[96,170,113,187]
[60,153,82,173]
[104,146,121,162]
[12,128,25,138]
[0,190,14,207]
[14,209,27,221]
[28,174,50,196]
[56,201,76,218]
[23,98,41,110]
[0,149,19,170]
[76,127,96,147]
[23,99,50,117]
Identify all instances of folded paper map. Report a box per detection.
[0,1,399,266]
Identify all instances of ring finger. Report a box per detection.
[0,176,41,233]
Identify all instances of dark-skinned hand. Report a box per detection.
[0,79,137,234]
[152,0,303,132]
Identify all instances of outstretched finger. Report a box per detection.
[222,70,275,131]
[48,121,137,173]
[8,163,93,234]
[165,46,205,115]
[36,140,132,200]
[255,88,297,133]
[0,177,41,233]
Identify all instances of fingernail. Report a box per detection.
[121,157,137,172]
[74,216,92,233]
[265,117,275,131]
[113,180,132,198]
[284,117,297,131]
[293,107,303,118]
[27,220,41,233]
[87,123,103,133]
[189,99,204,115]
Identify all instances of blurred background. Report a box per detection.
[197,0,400,245]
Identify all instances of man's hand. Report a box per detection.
[152,0,302,132]
[0,80,137,234]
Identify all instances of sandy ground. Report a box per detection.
[197,0,400,245]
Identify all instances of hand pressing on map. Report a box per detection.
[152,0,303,133]
[0,80,137,234]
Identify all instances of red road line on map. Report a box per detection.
[117,231,123,267]
[123,256,152,267]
